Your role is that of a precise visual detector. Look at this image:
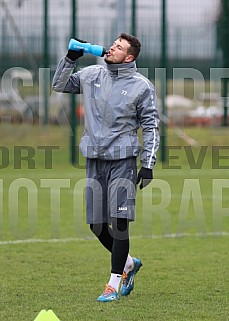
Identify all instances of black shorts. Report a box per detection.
[85,157,137,224]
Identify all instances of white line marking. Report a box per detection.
[0,232,229,246]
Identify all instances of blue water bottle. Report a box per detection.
[68,39,107,57]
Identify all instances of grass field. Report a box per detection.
[0,124,229,321]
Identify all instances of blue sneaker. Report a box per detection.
[97,284,120,302]
[120,258,142,296]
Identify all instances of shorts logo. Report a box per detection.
[118,206,128,211]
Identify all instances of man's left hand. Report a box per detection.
[136,167,153,189]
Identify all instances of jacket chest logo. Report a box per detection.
[94,83,101,88]
[121,90,127,95]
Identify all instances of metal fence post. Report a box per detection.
[43,0,49,125]
[160,0,167,163]
[131,0,136,36]
[70,0,77,164]
[222,0,229,126]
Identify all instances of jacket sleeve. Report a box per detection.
[52,57,81,94]
[137,83,160,170]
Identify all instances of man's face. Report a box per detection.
[104,38,134,64]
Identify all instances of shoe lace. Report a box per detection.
[122,271,128,285]
[104,284,115,295]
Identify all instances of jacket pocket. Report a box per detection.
[79,133,96,158]
[116,133,140,158]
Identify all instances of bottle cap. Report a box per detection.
[101,48,108,57]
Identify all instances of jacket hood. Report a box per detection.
[106,61,137,78]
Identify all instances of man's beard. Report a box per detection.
[104,57,115,64]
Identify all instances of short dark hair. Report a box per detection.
[119,33,141,60]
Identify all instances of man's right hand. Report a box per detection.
[66,37,87,61]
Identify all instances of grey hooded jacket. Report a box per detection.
[52,57,160,169]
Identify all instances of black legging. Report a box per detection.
[90,218,129,275]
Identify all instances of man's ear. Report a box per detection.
[124,54,135,63]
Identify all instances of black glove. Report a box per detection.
[66,37,87,61]
[136,167,153,189]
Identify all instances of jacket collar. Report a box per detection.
[106,61,137,78]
